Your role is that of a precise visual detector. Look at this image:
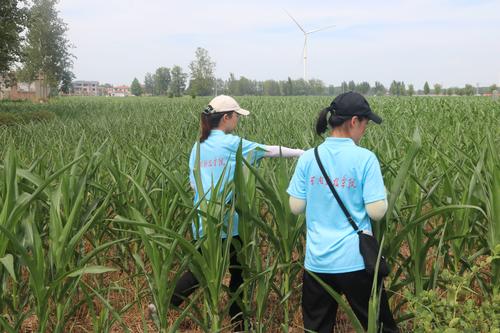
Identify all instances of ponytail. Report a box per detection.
[199,111,234,142]
[315,107,356,136]
[200,113,212,142]
[315,108,330,135]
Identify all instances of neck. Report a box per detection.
[330,128,351,139]
[329,129,359,144]
[215,126,230,134]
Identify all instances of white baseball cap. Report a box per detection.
[204,95,250,116]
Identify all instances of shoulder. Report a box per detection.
[354,147,382,176]
[189,142,199,159]
[191,141,199,155]
[301,148,316,160]
[228,134,266,151]
[295,148,315,168]
[352,145,378,163]
[189,142,197,155]
[223,134,242,146]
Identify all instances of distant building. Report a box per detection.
[0,73,49,101]
[68,80,131,97]
[108,85,131,97]
[72,80,99,96]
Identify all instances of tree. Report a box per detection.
[356,81,370,95]
[309,79,326,95]
[463,84,475,96]
[348,80,356,91]
[490,84,498,93]
[18,0,74,92]
[373,82,386,96]
[434,83,442,95]
[153,67,170,95]
[255,80,263,95]
[263,80,281,96]
[389,81,398,96]
[341,81,348,93]
[0,0,27,77]
[144,73,154,95]
[408,84,415,96]
[188,47,215,96]
[293,79,308,95]
[227,73,240,96]
[285,77,293,96]
[399,81,406,96]
[215,78,226,95]
[238,76,255,95]
[169,65,187,97]
[131,77,142,96]
[423,82,430,95]
[389,81,406,96]
[60,69,74,94]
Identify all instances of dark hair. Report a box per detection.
[315,107,367,135]
[200,111,234,142]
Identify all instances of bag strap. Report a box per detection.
[314,146,361,234]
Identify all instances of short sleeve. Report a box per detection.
[240,137,266,164]
[188,144,196,188]
[287,155,307,200]
[362,153,386,204]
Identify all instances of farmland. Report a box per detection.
[0,96,499,332]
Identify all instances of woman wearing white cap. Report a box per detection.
[174,95,304,330]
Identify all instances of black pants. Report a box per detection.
[302,270,399,333]
[171,236,244,330]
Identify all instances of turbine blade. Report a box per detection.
[284,9,306,33]
[307,24,336,34]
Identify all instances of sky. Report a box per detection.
[58,0,500,88]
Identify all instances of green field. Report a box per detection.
[0,96,499,332]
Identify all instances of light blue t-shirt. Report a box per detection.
[189,130,266,239]
[287,137,386,274]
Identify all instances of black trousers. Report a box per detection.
[302,270,399,333]
[171,236,244,330]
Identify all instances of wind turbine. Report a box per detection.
[286,10,335,81]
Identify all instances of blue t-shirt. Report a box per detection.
[287,137,386,273]
[189,130,266,239]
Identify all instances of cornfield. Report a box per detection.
[0,96,499,332]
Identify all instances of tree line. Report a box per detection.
[131,47,214,97]
[130,48,497,98]
[0,0,74,94]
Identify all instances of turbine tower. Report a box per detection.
[286,10,335,81]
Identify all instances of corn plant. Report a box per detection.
[0,95,498,331]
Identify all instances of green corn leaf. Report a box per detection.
[0,254,16,282]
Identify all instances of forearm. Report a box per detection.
[264,145,304,158]
[365,199,388,221]
[289,196,306,215]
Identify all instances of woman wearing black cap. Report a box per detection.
[287,92,399,332]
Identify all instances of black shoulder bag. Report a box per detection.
[314,147,389,278]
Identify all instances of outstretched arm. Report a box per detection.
[264,145,304,158]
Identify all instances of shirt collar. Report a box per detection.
[210,130,226,136]
[324,137,355,145]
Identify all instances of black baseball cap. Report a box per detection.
[329,91,382,124]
